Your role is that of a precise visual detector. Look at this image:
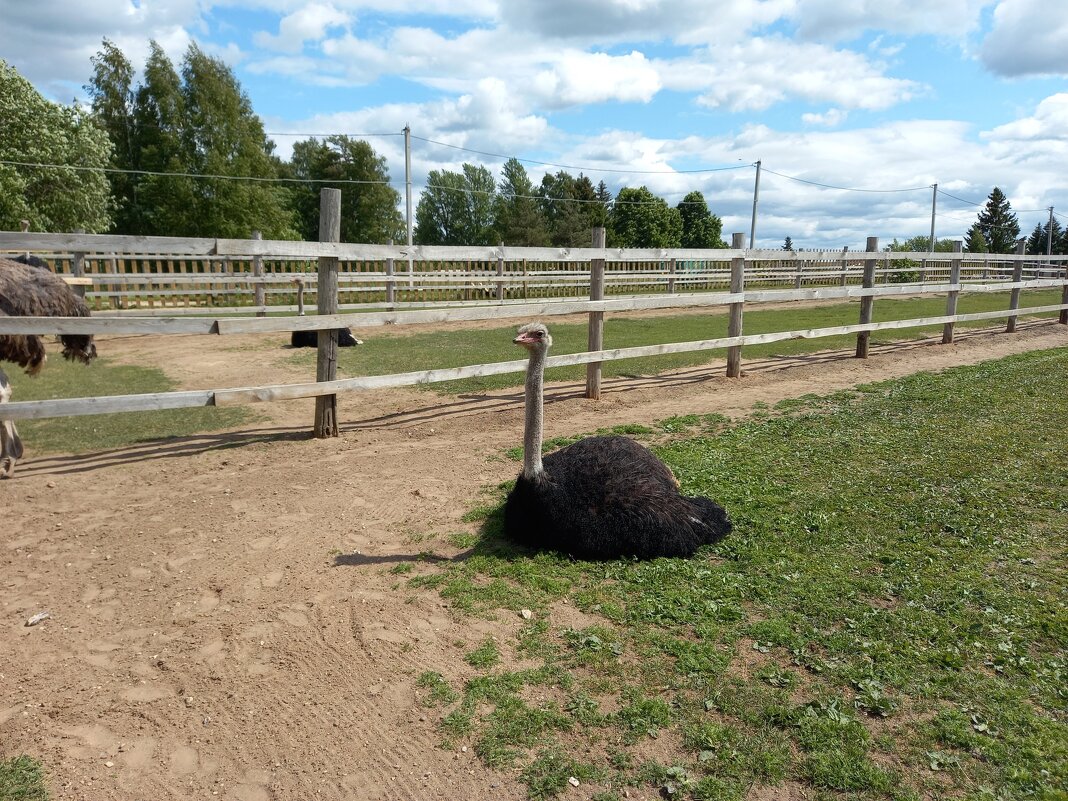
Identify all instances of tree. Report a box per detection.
[414,163,496,245]
[676,191,725,249]
[85,39,137,232]
[964,223,989,254]
[970,187,1020,254]
[0,60,112,232]
[1025,217,1065,255]
[538,171,601,247]
[611,186,682,248]
[886,235,958,282]
[85,40,295,238]
[782,236,794,251]
[287,136,403,243]
[493,158,548,246]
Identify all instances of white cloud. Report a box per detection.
[788,0,991,41]
[660,37,921,112]
[802,108,847,126]
[253,3,350,53]
[979,0,1068,76]
[531,51,661,107]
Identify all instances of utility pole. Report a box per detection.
[1048,206,1055,257]
[404,123,414,285]
[929,183,937,251]
[749,160,761,250]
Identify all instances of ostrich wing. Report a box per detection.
[0,258,92,318]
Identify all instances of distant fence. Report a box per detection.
[2,222,1067,433]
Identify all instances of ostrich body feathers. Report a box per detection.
[290,328,362,348]
[504,434,731,560]
[0,257,96,374]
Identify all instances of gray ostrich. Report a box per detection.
[503,322,732,560]
[0,257,97,478]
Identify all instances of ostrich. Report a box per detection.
[12,254,51,270]
[289,277,363,348]
[0,257,97,478]
[503,322,731,560]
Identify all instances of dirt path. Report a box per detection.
[2,320,1067,801]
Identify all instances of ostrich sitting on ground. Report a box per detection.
[503,322,731,560]
[0,257,97,478]
[12,254,51,270]
[289,277,362,348]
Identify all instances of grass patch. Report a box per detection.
[409,346,1068,799]
[0,755,48,801]
[4,357,251,454]
[281,290,1065,394]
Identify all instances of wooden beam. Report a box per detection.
[855,236,879,358]
[586,227,606,399]
[726,232,746,377]
[314,188,341,438]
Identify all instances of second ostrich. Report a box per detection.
[0,257,98,478]
[503,322,731,560]
[289,277,362,348]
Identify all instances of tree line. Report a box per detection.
[1,41,1062,255]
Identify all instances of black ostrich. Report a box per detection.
[0,257,97,478]
[502,322,731,560]
[289,277,362,348]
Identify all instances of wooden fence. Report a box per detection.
[2,224,1067,432]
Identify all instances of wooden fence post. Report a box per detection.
[726,232,746,377]
[855,236,879,358]
[1061,257,1068,325]
[496,242,505,302]
[941,240,963,344]
[839,246,848,287]
[314,188,341,438]
[71,228,86,299]
[794,258,803,290]
[585,227,606,399]
[251,230,265,316]
[1006,240,1026,333]
[668,257,677,294]
[385,238,396,306]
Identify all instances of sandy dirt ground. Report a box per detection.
[2,319,1067,801]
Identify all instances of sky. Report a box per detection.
[1,0,1067,249]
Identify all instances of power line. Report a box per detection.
[410,134,752,176]
[0,159,394,186]
[762,167,929,193]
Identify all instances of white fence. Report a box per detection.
[2,228,1067,428]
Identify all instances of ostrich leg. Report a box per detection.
[0,368,24,479]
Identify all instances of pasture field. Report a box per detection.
[1,317,1066,801]
[406,346,1068,801]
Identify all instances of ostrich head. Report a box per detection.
[513,322,552,352]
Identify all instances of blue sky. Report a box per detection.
[2,0,1066,248]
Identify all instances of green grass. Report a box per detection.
[0,755,49,801]
[409,346,1068,800]
[3,358,251,454]
[284,289,1065,394]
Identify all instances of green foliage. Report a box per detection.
[885,235,958,282]
[287,135,403,243]
[611,186,682,248]
[415,164,496,245]
[416,671,460,707]
[970,187,1021,254]
[465,638,502,668]
[0,755,48,800]
[538,171,603,247]
[1,60,112,232]
[494,158,549,246]
[677,191,726,249]
[1025,217,1066,256]
[86,40,295,238]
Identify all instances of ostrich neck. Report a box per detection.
[522,347,545,479]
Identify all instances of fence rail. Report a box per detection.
[2,228,1067,426]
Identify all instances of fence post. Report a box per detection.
[314,188,341,438]
[70,228,87,299]
[585,227,606,399]
[794,257,803,290]
[1061,257,1068,325]
[839,246,848,287]
[251,230,265,316]
[726,232,746,377]
[941,240,963,344]
[1006,240,1026,333]
[496,242,505,302]
[667,257,677,294]
[385,238,395,306]
[855,236,879,358]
